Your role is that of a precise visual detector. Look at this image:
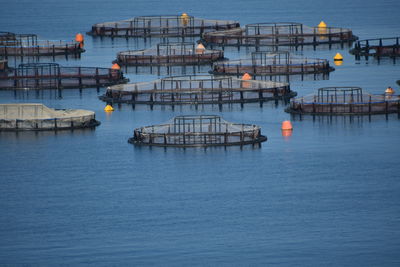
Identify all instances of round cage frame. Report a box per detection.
[115,42,224,66]
[211,51,333,76]
[0,62,126,90]
[88,15,240,37]
[0,33,84,57]
[129,115,267,147]
[285,87,400,115]
[350,37,400,59]
[201,22,357,47]
[100,75,294,105]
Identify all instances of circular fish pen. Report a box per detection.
[350,37,400,59]
[285,87,400,115]
[115,42,224,66]
[201,22,357,47]
[128,115,267,147]
[211,51,333,76]
[88,15,240,37]
[0,103,100,131]
[100,75,294,105]
[0,33,84,57]
[0,63,127,90]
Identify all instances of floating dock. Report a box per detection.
[100,75,294,105]
[0,103,100,131]
[0,32,84,57]
[201,22,357,48]
[88,15,240,37]
[115,42,224,66]
[211,51,333,76]
[0,63,127,90]
[285,87,400,115]
[128,115,267,147]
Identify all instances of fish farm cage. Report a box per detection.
[128,115,267,147]
[0,32,84,57]
[0,63,126,90]
[211,51,333,76]
[285,87,400,115]
[201,22,357,48]
[88,15,240,37]
[115,42,224,66]
[0,103,100,131]
[100,75,294,105]
[350,37,400,59]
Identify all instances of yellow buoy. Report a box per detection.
[104,104,114,112]
[385,86,395,94]
[334,53,343,61]
[334,60,343,66]
[318,21,327,28]
[180,13,189,26]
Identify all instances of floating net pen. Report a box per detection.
[286,87,400,115]
[115,42,224,66]
[201,22,357,47]
[129,115,267,147]
[211,51,333,76]
[0,63,127,90]
[0,33,84,57]
[88,15,240,37]
[100,75,294,105]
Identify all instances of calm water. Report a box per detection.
[1,0,400,265]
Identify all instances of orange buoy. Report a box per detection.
[242,72,252,80]
[281,120,293,130]
[111,63,121,70]
[195,43,206,54]
[241,72,252,88]
[385,86,395,94]
[75,33,84,48]
[75,33,84,43]
[282,129,293,137]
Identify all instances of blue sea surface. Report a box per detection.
[1,0,400,265]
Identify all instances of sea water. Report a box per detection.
[0,0,400,265]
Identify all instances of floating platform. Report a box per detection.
[0,103,100,131]
[115,42,224,66]
[350,37,400,59]
[0,63,127,90]
[0,32,84,57]
[87,15,240,38]
[211,51,333,76]
[100,75,294,105]
[201,22,357,47]
[128,115,267,147]
[285,87,400,115]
